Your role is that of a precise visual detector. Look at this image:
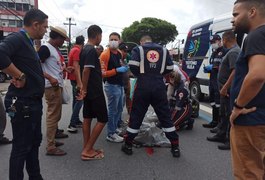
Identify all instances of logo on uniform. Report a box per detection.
[218,52,223,56]
[147,50,159,63]
[179,92,184,100]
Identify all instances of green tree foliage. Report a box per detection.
[121,17,178,45]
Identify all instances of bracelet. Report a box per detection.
[15,72,26,81]
[234,99,244,109]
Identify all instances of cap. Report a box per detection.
[119,43,129,51]
[50,26,69,41]
[210,34,221,43]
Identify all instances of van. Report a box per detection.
[182,13,245,100]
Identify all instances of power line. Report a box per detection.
[50,0,66,19]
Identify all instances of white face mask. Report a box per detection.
[109,40,119,49]
[211,43,219,50]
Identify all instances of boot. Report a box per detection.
[121,142,133,155]
[186,119,194,130]
[171,145,180,158]
[202,107,219,128]
[218,141,230,150]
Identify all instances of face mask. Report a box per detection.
[109,40,119,49]
[211,43,219,50]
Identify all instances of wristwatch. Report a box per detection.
[234,99,244,109]
[15,73,26,81]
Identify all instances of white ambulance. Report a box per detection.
[182,13,245,100]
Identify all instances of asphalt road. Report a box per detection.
[0,82,233,180]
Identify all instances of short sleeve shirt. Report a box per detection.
[68,45,81,80]
[79,44,104,99]
[231,25,265,125]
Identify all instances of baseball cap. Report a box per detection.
[119,43,129,51]
[210,34,221,43]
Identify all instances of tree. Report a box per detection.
[121,17,178,45]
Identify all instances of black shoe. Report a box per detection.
[171,146,180,158]
[121,143,133,155]
[0,137,12,144]
[202,122,217,128]
[57,128,64,133]
[210,126,219,133]
[218,142,230,150]
[55,131,69,139]
[186,119,194,130]
[207,135,226,143]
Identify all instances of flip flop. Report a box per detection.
[81,152,104,161]
[95,149,104,153]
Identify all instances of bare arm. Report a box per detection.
[73,61,82,89]
[236,55,265,106]
[82,67,91,97]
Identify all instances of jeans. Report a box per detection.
[5,96,43,180]
[70,80,83,126]
[104,82,123,136]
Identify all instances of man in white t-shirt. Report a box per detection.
[38,26,70,156]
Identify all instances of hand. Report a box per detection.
[220,86,228,97]
[65,66,74,73]
[49,77,59,87]
[230,107,256,127]
[203,64,212,73]
[116,66,128,73]
[11,78,26,88]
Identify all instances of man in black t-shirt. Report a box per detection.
[79,25,107,160]
[0,9,48,180]
[230,1,265,179]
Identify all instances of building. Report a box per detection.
[0,0,38,38]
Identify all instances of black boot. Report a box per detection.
[218,141,230,150]
[171,145,180,158]
[207,134,226,143]
[186,119,194,130]
[121,142,133,155]
[202,107,219,128]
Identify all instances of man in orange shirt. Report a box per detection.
[67,35,85,133]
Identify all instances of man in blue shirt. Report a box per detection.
[230,0,265,179]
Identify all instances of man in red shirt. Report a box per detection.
[67,35,85,133]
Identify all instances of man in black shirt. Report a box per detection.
[79,25,108,160]
[0,9,48,180]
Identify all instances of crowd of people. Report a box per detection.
[0,0,265,179]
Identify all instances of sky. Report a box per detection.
[38,0,236,48]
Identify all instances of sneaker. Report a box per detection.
[55,141,64,147]
[57,128,64,133]
[67,125,78,133]
[55,131,69,139]
[171,146,180,158]
[106,133,124,143]
[115,128,122,135]
[76,121,83,128]
[121,143,133,155]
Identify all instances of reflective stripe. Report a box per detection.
[127,127,139,134]
[128,60,140,66]
[166,65,174,70]
[139,46,145,74]
[160,47,167,74]
[162,126,176,132]
[215,104,220,108]
[210,102,215,106]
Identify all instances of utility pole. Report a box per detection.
[63,17,76,52]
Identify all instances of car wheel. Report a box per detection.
[0,72,7,83]
[190,80,202,101]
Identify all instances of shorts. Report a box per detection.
[83,95,108,123]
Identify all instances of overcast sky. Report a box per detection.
[38,0,236,48]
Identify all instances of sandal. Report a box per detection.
[46,147,67,156]
[81,152,104,161]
